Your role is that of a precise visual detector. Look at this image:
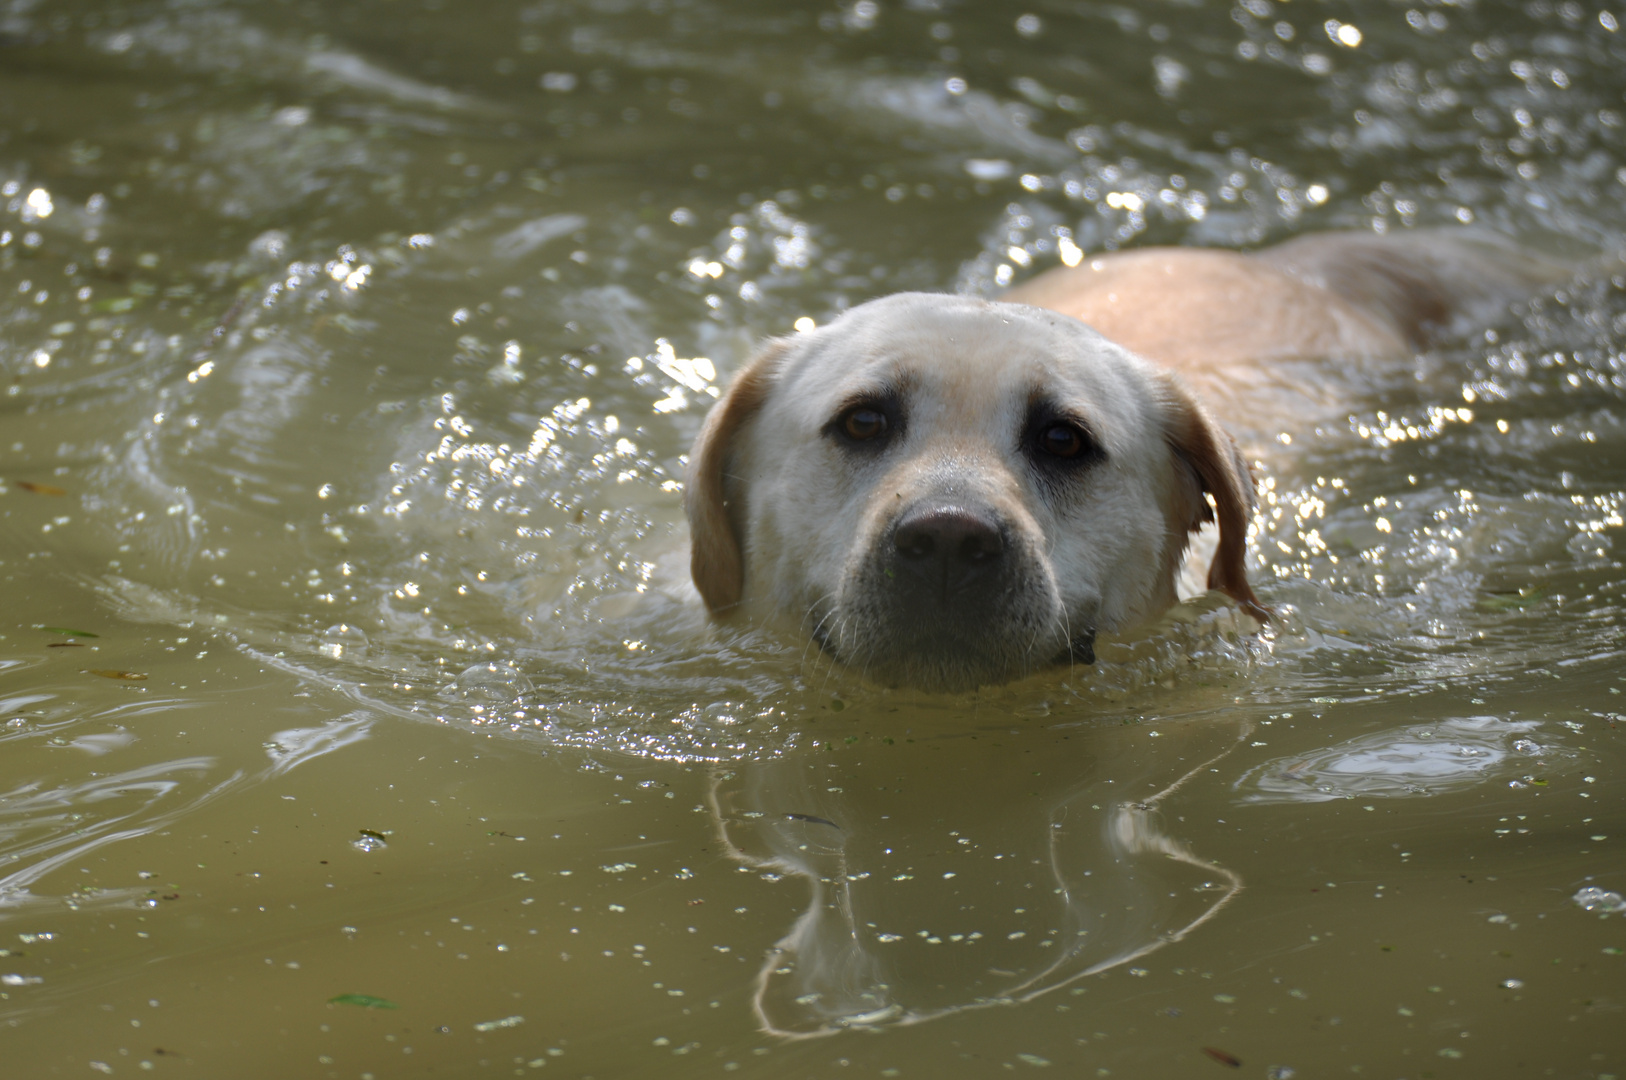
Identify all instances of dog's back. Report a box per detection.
[1254,229,1573,349]
[1004,229,1574,375]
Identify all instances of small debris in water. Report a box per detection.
[45,642,85,648]
[352,830,389,853]
[41,627,98,637]
[1573,886,1626,913]
[89,670,147,681]
[1201,1046,1242,1067]
[783,812,840,828]
[329,993,399,1009]
[14,481,67,495]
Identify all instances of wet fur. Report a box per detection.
[685,229,1569,692]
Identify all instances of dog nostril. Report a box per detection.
[892,506,1004,565]
[896,529,936,560]
[959,529,1002,562]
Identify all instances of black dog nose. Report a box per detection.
[892,503,1005,566]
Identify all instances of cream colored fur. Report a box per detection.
[685,229,1570,692]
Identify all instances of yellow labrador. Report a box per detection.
[685,230,1569,692]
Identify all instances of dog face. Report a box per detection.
[686,294,1263,692]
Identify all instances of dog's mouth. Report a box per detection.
[806,606,1096,691]
[808,616,836,656]
[1062,629,1096,666]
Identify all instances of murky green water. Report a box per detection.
[2,0,1624,1076]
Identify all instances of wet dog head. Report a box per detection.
[686,294,1264,692]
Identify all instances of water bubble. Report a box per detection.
[352,831,387,853]
[702,702,741,726]
[449,660,532,704]
[1241,717,1556,802]
[319,623,369,659]
[1573,886,1626,913]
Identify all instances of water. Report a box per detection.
[2,0,1624,1075]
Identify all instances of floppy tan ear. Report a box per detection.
[1158,376,1272,623]
[684,339,790,613]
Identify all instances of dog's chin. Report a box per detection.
[814,612,1089,694]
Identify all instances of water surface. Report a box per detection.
[2,1,1624,1076]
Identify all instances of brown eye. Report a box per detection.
[842,407,888,441]
[1038,423,1086,458]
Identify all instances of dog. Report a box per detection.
[683,230,1571,692]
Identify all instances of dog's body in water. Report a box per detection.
[684,230,1573,692]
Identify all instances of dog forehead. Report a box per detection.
[770,293,1158,433]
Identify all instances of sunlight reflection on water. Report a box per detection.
[2,0,1625,1073]
[1238,716,1569,802]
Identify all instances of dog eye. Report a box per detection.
[840,407,889,442]
[1036,423,1088,458]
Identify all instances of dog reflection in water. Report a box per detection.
[709,722,1248,1037]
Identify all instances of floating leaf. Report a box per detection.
[89,670,147,681]
[14,481,67,496]
[328,994,399,1010]
[1478,589,1543,612]
[42,627,99,638]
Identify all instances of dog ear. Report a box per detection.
[1158,375,1272,623]
[685,339,790,613]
